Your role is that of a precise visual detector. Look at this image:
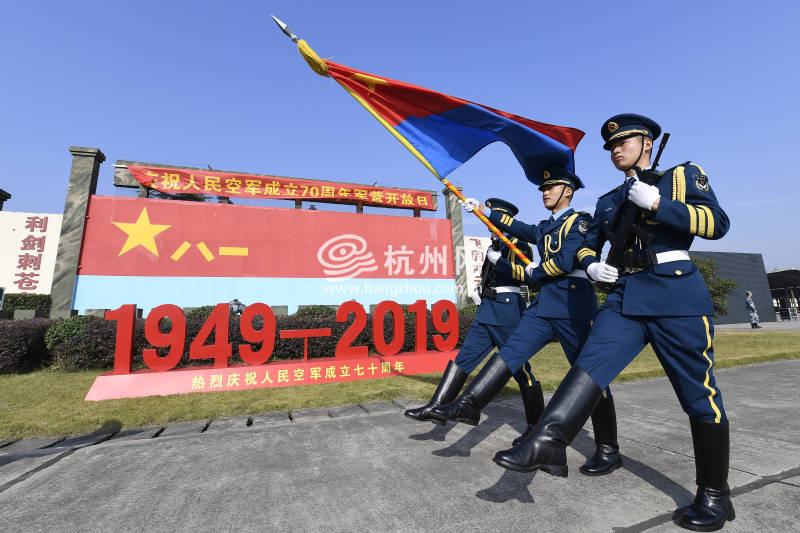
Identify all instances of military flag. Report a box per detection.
[320,59,585,182]
[272,16,584,265]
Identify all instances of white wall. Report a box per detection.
[0,211,62,295]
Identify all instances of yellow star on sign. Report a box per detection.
[113,208,171,257]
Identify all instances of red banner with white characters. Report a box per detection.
[79,196,453,279]
[128,165,436,210]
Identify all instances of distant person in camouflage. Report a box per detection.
[745,291,760,328]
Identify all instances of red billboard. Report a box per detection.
[72,196,457,315]
[79,196,452,278]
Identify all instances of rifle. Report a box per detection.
[478,236,506,299]
[598,133,670,289]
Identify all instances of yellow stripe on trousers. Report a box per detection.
[701,316,722,423]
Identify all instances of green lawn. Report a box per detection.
[1,330,798,439]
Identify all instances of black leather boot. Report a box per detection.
[493,366,601,477]
[677,418,735,531]
[404,361,467,426]
[579,395,623,475]
[512,381,544,446]
[428,354,512,426]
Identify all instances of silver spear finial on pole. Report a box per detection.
[271,14,299,43]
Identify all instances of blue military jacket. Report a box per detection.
[489,208,596,321]
[578,162,730,316]
[474,238,534,326]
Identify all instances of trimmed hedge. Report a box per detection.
[1,304,480,373]
[294,305,336,319]
[46,315,121,371]
[0,318,55,373]
[2,293,51,316]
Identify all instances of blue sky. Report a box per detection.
[2,1,798,269]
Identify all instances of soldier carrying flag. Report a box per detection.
[404,198,542,432]
[493,114,734,532]
[429,167,622,476]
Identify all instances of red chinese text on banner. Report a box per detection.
[127,166,436,211]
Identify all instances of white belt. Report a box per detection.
[564,269,588,279]
[494,286,521,294]
[655,250,690,263]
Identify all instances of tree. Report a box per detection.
[692,258,737,316]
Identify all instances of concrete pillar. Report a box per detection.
[443,186,467,307]
[50,147,106,319]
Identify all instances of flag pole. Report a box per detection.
[271,15,532,266]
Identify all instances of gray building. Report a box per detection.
[689,251,774,325]
[767,269,800,320]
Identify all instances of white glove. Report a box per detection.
[459,197,486,215]
[486,249,501,264]
[524,261,539,276]
[471,287,482,305]
[587,261,619,283]
[628,180,660,210]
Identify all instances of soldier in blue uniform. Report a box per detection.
[493,114,734,531]
[428,168,623,476]
[405,198,542,431]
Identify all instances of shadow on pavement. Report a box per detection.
[430,415,512,458]
[477,469,537,503]
[408,423,455,442]
[620,454,695,508]
[422,408,695,512]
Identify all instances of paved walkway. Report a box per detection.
[715,320,800,331]
[1,360,799,532]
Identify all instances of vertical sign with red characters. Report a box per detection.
[462,235,491,295]
[0,212,63,294]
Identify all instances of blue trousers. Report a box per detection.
[576,289,726,423]
[492,306,606,394]
[456,320,534,388]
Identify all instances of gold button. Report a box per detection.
[675,270,682,275]
[605,220,609,224]
[505,298,510,302]
[627,248,633,252]
[570,284,576,289]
